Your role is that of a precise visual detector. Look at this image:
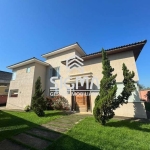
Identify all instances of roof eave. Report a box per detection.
[82,40,147,61]
[42,43,86,58]
[7,58,49,69]
[61,40,147,64]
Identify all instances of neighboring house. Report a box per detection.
[139,90,150,102]
[0,71,12,105]
[6,40,147,118]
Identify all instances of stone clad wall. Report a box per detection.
[6,63,35,109]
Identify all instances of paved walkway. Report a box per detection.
[0,114,89,150]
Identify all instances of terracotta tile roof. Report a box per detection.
[82,40,147,59]
[61,40,147,64]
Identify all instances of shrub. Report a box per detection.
[24,105,31,112]
[31,77,46,117]
[46,95,70,110]
[46,97,54,110]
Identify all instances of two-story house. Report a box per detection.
[6,40,147,118]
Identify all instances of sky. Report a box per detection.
[0,0,150,86]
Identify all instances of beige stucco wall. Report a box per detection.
[33,63,47,97]
[90,82,147,118]
[79,51,138,82]
[114,102,147,118]
[69,51,140,111]
[6,62,47,109]
[75,50,83,57]
[6,63,35,109]
[111,51,139,81]
[45,48,77,108]
[45,49,143,116]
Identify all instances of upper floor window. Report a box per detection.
[26,67,30,73]
[50,67,60,78]
[12,72,16,80]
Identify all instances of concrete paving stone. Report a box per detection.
[67,118,83,122]
[73,116,87,119]
[41,124,68,133]
[47,122,74,128]
[26,128,61,140]
[50,121,75,126]
[62,117,83,121]
[55,120,76,125]
[73,114,89,117]
[0,139,29,150]
[54,119,77,124]
[13,133,51,150]
[65,118,83,123]
[65,116,85,120]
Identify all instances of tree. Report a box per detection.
[137,83,145,90]
[146,91,150,101]
[93,49,135,125]
[31,76,46,117]
[137,83,150,90]
[93,49,117,125]
[114,63,135,108]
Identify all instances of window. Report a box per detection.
[26,67,30,73]
[50,67,60,77]
[9,89,19,97]
[5,89,9,93]
[12,72,16,80]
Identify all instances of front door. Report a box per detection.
[71,84,91,112]
[74,85,87,112]
[75,93,87,112]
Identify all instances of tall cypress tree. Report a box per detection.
[93,49,117,125]
[93,49,135,125]
[31,76,46,117]
[114,63,135,107]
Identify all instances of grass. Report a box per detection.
[1,111,150,149]
[49,116,150,150]
[0,110,64,141]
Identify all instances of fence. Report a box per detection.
[0,95,7,104]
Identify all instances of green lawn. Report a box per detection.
[50,117,150,150]
[1,111,150,150]
[0,110,64,141]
